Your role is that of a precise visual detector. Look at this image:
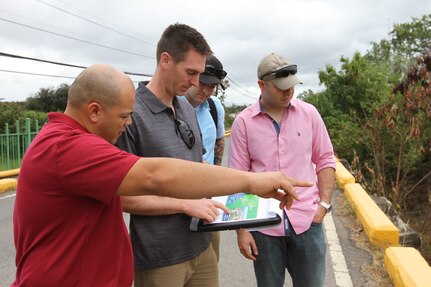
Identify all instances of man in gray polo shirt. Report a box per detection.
[116,23,226,287]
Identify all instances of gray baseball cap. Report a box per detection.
[257,53,302,90]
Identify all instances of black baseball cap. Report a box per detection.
[200,56,227,90]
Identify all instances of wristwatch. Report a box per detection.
[317,199,332,213]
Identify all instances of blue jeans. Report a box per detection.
[251,222,326,287]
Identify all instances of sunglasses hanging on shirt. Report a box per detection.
[175,118,195,149]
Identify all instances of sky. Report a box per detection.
[0,0,430,106]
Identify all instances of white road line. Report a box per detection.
[324,212,353,287]
[0,192,16,200]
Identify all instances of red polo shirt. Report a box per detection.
[12,113,140,287]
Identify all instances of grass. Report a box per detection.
[0,159,21,171]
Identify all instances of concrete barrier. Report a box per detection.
[0,178,17,193]
[385,247,431,287]
[0,168,20,179]
[344,183,399,249]
[334,161,355,189]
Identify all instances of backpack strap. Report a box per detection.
[207,97,218,127]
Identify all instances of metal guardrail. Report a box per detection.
[0,122,226,172]
[0,118,40,170]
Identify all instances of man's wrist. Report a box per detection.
[317,198,332,213]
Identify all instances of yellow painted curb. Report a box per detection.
[385,247,431,287]
[335,161,355,189]
[0,168,20,178]
[344,183,399,248]
[0,178,17,193]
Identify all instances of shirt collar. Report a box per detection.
[196,99,210,111]
[48,112,89,133]
[250,97,296,118]
[136,81,180,114]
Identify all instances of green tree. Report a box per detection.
[224,104,248,129]
[0,102,25,133]
[25,83,69,112]
[367,14,431,85]
[0,102,47,133]
[301,14,431,207]
[304,52,392,163]
[360,15,431,204]
[213,78,230,105]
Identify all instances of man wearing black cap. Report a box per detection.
[184,55,227,166]
[184,55,227,261]
[228,53,336,287]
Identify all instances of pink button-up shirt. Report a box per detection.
[228,98,336,235]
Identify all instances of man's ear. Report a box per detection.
[160,52,171,69]
[88,102,102,123]
[257,80,266,91]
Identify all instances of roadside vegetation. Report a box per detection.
[299,14,431,263]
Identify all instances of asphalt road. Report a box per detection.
[0,192,16,286]
[0,188,372,287]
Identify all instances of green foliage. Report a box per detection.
[303,51,392,165]
[367,14,431,84]
[300,15,431,207]
[302,14,431,214]
[213,79,230,105]
[0,102,47,134]
[25,83,69,112]
[318,52,391,121]
[374,48,431,205]
[0,102,25,133]
[304,16,431,263]
[389,14,431,58]
[224,104,248,129]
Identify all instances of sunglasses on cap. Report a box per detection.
[260,65,297,81]
[204,65,227,80]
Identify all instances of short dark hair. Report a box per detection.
[156,23,212,63]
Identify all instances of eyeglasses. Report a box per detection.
[204,65,227,80]
[260,65,297,81]
[175,118,195,149]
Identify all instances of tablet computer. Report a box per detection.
[190,193,282,232]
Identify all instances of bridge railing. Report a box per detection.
[0,118,40,170]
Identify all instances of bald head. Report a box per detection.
[68,64,134,109]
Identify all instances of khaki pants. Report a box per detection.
[211,231,220,262]
[134,245,218,287]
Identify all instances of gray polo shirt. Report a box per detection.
[116,82,210,269]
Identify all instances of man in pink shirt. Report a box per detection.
[228,53,336,287]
